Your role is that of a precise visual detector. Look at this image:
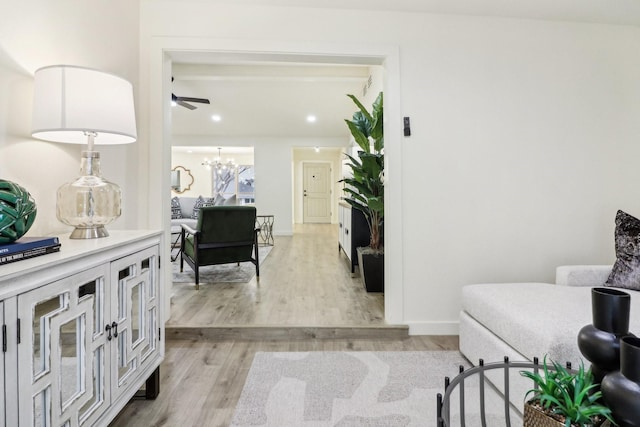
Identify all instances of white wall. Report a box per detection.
[0,0,140,237]
[171,150,254,198]
[140,2,640,334]
[361,66,384,115]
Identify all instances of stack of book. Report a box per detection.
[0,236,61,266]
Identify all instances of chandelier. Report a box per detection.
[202,147,237,175]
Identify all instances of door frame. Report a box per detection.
[143,37,404,325]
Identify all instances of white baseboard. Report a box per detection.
[407,321,459,336]
[273,230,293,236]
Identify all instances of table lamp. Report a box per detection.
[31,65,137,239]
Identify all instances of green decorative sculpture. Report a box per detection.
[0,180,37,244]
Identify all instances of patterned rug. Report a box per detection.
[231,351,523,427]
[172,245,272,284]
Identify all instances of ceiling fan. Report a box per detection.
[171,77,210,110]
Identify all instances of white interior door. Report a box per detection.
[303,162,331,223]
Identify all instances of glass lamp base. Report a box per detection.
[69,225,110,239]
[56,151,121,240]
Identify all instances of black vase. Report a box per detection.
[577,287,631,383]
[601,336,640,427]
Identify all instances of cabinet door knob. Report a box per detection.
[112,321,118,338]
[105,324,112,341]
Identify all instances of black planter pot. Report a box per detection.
[577,287,631,383]
[601,336,640,427]
[356,247,384,293]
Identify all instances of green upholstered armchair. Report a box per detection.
[180,206,260,289]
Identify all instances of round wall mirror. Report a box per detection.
[171,166,194,194]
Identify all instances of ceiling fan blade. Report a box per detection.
[177,100,197,110]
[176,96,210,104]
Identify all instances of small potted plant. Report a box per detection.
[341,92,384,292]
[520,357,616,427]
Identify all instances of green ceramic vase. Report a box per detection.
[0,180,37,244]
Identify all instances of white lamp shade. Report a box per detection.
[31,65,137,145]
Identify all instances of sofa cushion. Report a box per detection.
[462,283,588,364]
[191,196,214,220]
[171,197,182,219]
[462,283,640,365]
[179,197,198,219]
[607,210,640,291]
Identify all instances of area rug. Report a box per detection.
[231,351,523,427]
[172,245,272,284]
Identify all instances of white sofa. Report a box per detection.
[171,195,239,231]
[460,265,640,366]
[459,265,640,409]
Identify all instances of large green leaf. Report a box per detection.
[345,119,370,152]
[347,94,373,124]
[343,153,362,168]
[343,180,372,199]
[368,197,384,213]
[351,111,371,138]
[359,152,383,180]
[370,92,384,150]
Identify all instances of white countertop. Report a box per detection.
[0,230,162,284]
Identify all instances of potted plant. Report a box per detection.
[520,357,616,427]
[341,92,384,292]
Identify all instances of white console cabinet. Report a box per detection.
[0,230,164,427]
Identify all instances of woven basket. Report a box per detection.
[523,401,611,427]
[524,402,566,427]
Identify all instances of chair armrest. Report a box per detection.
[556,265,613,287]
[181,223,198,235]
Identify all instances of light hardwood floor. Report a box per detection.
[109,224,459,426]
[109,336,459,427]
[166,224,385,328]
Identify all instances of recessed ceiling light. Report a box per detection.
[306,115,317,123]
[211,114,222,122]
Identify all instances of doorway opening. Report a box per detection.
[150,43,403,326]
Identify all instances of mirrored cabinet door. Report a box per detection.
[17,265,109,427]
[109,246,159,396]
